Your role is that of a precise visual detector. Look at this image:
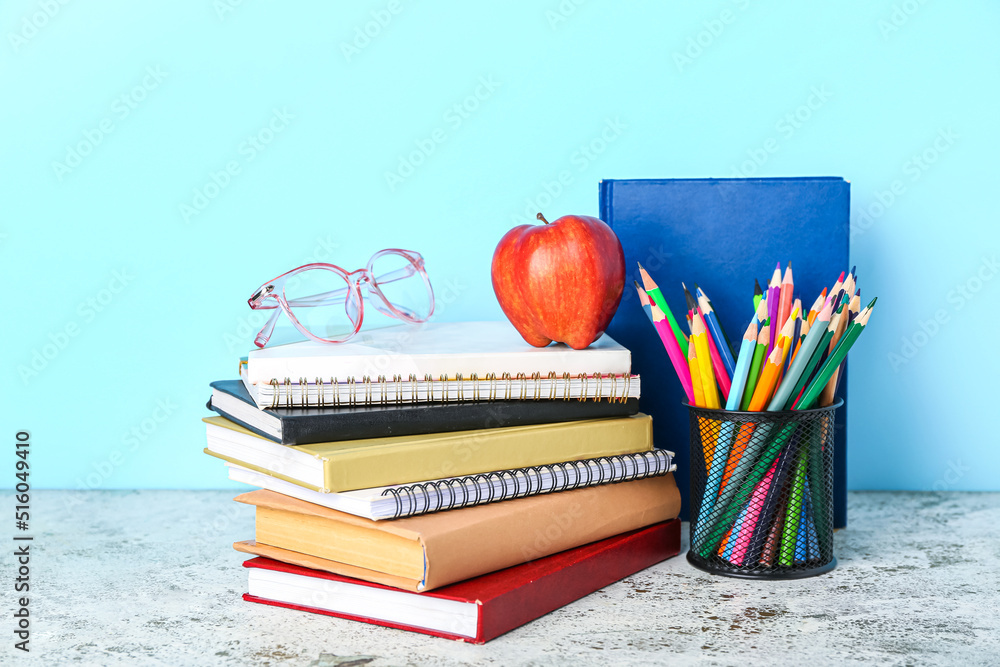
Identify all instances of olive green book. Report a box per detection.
[203,413,653,493]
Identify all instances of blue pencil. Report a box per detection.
[697,291,736,379]
[693,319,759,553]
[727,320,758,411]
[634,280,655,325]
[804,477,821,560]
[795,495,808,564]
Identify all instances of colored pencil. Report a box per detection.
[795,492,809,564]
[690,314,721,408]
[700,302,872,559]
[730,456,778,564]
[649,302,696,404]
[634,280,654,324]
[830,270,845,297]
[821,294,862,406]
[778,447,809,567]
[757,313,797,405]
[806,289,827,326]
[698,292,737,382]
[682,282,697,329]
[760,503,786,567]
[753,295,769,327]
[816,302,850,391]
[748,343,786,412]
[722,496,751,560]
[795,299,876,410]
[693,299,729,395]
[700,415,740,546]
[781,309,802,380]
[766,263,781,354]
[743,440,797,565]
[788,307,840,410]
[638,263,688,356]
[739,321,769,410]
[769,299,833,410]
[753,278,763,311]
[777,262,794,331]
[687,338,706,408]
[842,272,856,300]
[790,316,810,366]
[803,476,821,560]
[727,320,757,411]
[697,284,736,358]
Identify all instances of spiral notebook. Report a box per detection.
[211,379,639,446]
[241,321,638,409]
[225,449,675,520]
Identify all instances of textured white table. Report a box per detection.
[7,491,999,666]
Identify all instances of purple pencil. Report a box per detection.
[766,262,781,355]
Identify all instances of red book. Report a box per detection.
[242,519,680,644]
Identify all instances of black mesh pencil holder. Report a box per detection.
[686,400,842,580]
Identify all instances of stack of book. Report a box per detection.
[203,321,681,643]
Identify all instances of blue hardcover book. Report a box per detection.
[600,177,850,527]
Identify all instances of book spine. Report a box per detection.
[258,373,640,409]
[380,450,676,519]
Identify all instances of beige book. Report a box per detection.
[234,473,680,591]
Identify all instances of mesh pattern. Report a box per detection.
[687,401,840,579]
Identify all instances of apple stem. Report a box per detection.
[536,213,550,224]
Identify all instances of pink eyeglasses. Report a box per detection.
[248,249,435,348]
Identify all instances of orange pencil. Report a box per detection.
[777,262,794,331]
[772,308,799,387]
[717,422,757,496]
[748,341,789,411]
[806,289,827,327]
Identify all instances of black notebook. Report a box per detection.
[208,380,640,445]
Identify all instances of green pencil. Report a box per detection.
[778,447,809,566]
[795,299,875,410]
[638,263,688,356]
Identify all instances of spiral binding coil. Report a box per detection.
[378,449,674,520]
[263,372,639,409]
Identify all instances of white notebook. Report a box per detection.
[246,321,631,385]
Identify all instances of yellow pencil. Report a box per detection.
[688,341,706,408]
[690,315,720,408]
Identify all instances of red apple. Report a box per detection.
[491,213,625,350]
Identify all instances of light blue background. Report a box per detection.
[2,1,997,491]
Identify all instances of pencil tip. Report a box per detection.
[838,271,845,282]
[866,296,877,308]
[850,265,857,276]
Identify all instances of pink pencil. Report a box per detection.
[650,303,695,403]
[731,455,779,565]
